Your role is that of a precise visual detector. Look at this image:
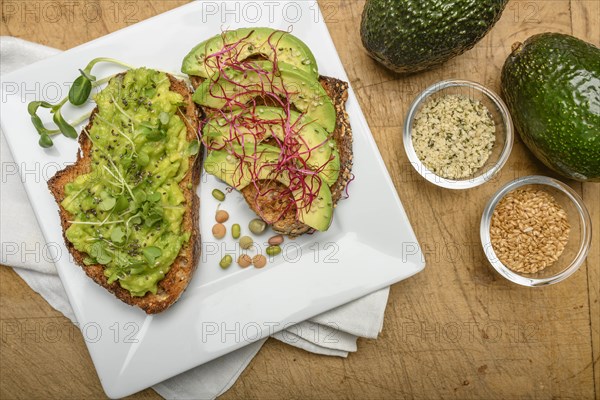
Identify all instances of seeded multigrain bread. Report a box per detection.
[48,74,201,314]
[191,75,353,237]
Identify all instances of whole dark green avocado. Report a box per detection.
[360,0,508,73]
[501,33,600,182]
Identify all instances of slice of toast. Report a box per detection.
[48,73,201,314]
[240,76,353,236]
[192,74,353,237]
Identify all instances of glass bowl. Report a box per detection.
[480,175,592,286]
[403,79,514,189]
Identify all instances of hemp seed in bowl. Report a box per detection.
[412,94,496,180]
[404,79,513,190]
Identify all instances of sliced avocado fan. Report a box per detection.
[203,106,340,186]
[193,61,336,133]
[205,144,333,231]
[182,27,318,79]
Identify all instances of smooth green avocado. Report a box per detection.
[501,33,600,181]
[192,61,336,132]
[62,68,193,296]
[182,27,318,79]
[205,145,333,231]
[360,0,508,73]
[203,106,340,185]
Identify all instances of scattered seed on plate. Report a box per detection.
[212,189,226,201]
[231,223,241,239]
[237,254,252,268]
[266,245,281,256]
[212,223,226,239]
[253,254,267,268]
[239,235,253,250]
[249,218,267,235]
[219,255,232,269]
[268,235,284,246]
[215,209,229,223]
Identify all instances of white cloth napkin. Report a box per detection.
[0,36,390,399]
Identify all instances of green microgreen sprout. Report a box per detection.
[91,241,112,265]
[110,227,126,244]
[147,192,161,202]
[188,140,200,156]
[52,107,78,139]
[69,72,94,106]
[28,57,135,148]
[99,196,116,211]
[142,246,162,265]
[114,196,129,213]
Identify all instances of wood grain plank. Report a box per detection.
[570,2,600,398]
[0,0,189,49]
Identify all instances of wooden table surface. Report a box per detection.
[1,1,598,398]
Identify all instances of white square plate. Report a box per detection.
[0,1,424,397]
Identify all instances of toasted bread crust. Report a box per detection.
[48,74,201,314]
[240,76,353,236]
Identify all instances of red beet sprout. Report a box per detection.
[201,29,336,221]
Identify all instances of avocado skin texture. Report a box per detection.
[501,33,600,181]
[360,0,508,74]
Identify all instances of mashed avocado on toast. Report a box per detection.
[183,27,353,236]
[48,68,201,313]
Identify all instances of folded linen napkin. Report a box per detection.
[0,36,390,399]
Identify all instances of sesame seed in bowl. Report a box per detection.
[489,187,570,274]
[481,176,592,286]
